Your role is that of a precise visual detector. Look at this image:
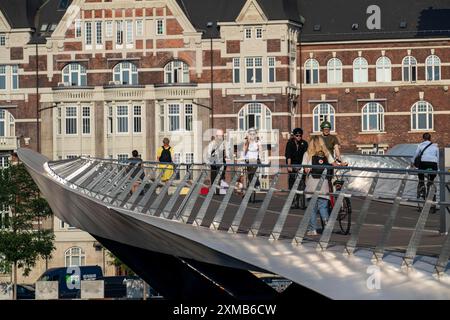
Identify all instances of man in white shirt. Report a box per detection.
[412,133,439,190]
[207,129,227,194]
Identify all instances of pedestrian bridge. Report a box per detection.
[18,148,450,300]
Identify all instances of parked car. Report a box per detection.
[16,284,35,300]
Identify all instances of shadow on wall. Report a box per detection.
[416,8,450,37]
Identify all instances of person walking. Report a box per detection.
[157,138,174,182]
[302,136,338,236]
[285,128,308,208]
[127,150,143,193]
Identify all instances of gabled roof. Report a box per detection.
[176,0,303,37]
[0,0,44,29]
[298,0,450,42]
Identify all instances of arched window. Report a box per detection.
[304,59,319,84]
[411,101,433,131]
[426,55,441,81]
[0,109,15,137]
[376,57,391,82]
[64,247,86,267]
[327,58,342,84]
[164,60,189,84]
[62,63,87,86]
[238,103,272,131]
[353,57,368,83]
[313,103,335,133]
[113,61,138,85]
[402,56,417,82]
[362,102,384,132]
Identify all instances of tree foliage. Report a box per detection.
[0,163,55,276]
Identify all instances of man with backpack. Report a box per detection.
[157,137,174,182]
[412,133,439,195]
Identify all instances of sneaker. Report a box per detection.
[306,230,318,236]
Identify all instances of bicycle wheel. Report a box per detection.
[417,186,426,212]
[338,197,352,235]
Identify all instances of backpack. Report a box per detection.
[159,147,172,163]
[311,155,329,179]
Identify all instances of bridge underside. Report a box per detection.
[18,149,450,300]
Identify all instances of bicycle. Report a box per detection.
[320,167,352,235]
[416,169,436,213]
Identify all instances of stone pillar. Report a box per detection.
[40,102,54,159]
[145,100,156,161]
[95,101,105,158]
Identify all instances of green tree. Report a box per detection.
[107,252,135,276]
[0,163,55,299]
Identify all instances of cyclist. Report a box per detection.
[412,133,439,197]
[285,128,308,208]
[320,121,342,161]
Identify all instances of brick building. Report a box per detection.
[0,0,449,281]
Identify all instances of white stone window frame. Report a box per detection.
[168,104,181,132]
[245,57,263,84]
[376,56,392,83]
[0,65,20,91]
[304,59,319,84]
[113,61,138,85]
[411,101,433,131]
[116,105,129,134]
[156,19,165,36]
[95,21,103,48]
[244,28,252,39]
[327,58,343,84]
[75,20,82,38]
[116,20,124,48]
[353,57,368,83]
[0,109,15,138]
[133,105,142,134]
[126,20,134,48]
[136,19,144,37]
[238,103,272,131]
[85,21,92,48]
[268,57,276,83]
[0,34,6,46]
[402,56,417,82]
[65,106,78,135]
[361,102,385,132]
[185,152,194,164]
[105,21,113,38]
[64,247,86,267]
[82,106,91,135]
[62,63,87,86]
[164,60,190,84]
[425,55,441,81]
[233,58,240,84]
[312,103,335,133]
[255,27,263,39]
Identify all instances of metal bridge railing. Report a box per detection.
[46,157,450,277]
